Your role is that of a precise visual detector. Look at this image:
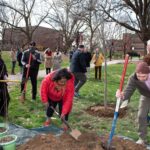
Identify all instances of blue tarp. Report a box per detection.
[7,124,62,145]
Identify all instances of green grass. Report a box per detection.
[1,51,150,142]
[1,51,69,74]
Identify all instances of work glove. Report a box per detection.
[60,114,65,121]
[116,89,124,100]
[43,102,49,109]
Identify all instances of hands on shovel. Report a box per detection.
[116,89,124,100]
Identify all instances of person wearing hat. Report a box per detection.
[70,44,87,97]
[116,62,150,145]
[20,41,42,101]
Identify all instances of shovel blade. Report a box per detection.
[70,129,81,140]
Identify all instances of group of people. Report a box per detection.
[1,40,150,146]
[44,48,62,74]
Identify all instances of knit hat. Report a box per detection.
[136,62,150,74]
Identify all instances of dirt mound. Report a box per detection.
[86,104,127,118]
[17,133,146,150]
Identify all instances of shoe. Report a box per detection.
[31,99,36,102]
[136,138,145,145]
[43,120,51,126]
[74,92,80,97]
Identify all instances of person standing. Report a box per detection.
[10,48,17,75]
[147,39,150,54]
[44,48,53,74]
[92,48,104,80]
[70,45,87,97]
[0,55,10,117]
[40,68,74,130]
[52,49,62,71]
[84,47,92,78]
[17,48,23,74]
[69,45,76,62]
[116,62,150,145]
[20,41,42,101]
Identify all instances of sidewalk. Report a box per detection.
[8,59,140,84]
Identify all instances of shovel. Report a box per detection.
[20,53,32,103]
[107,54,129,149]
[51,106,81,140]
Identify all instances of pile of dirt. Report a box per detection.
[86,104,127,118]
[17,132,146,150]
[0,127,6,133]
[0,136,14,143]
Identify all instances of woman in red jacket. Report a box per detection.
[40,68,74,130]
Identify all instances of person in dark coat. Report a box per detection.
[69,45,76,62]
[20,41,42,101]
[17,48,23,74]
[70,45,87,97]
[0,55,10,117]
[84,47,92,78]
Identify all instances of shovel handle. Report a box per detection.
[50,106,71,129]
[119,54,129,92]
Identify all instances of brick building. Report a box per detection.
[107,33,145,56]
[0,26,63,51]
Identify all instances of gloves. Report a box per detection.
[116,89,124,100]
[60,114,65,121]
[43,102,49,109]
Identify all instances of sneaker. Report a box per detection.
[74,92,80,97]
[43,120,51,126]
[136,138,145,145]
[31,99,36,102]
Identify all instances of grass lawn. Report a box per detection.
[1,51,150,142]
[1,51,69,74]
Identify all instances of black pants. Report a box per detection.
[21,68,38,100]
[11,61,16,74]
[0,83,10,117]
[46,99,69,121]
[95,66,102,80]
[74,72,87,93]
[46,68,51,74]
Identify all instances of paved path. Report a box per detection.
[8,59,140,84]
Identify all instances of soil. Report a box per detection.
[17,132,146,150]
[0,136,14,143]
[86,104,127,118]
[0,127,6,133]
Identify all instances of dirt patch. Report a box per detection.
[0,127,6,133]
[0,136,14,143]
[86,104,127,118]
[17,133,146,150]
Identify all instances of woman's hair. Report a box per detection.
[52,68,72,81]
[143,54,150,66]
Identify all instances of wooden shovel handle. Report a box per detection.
[50,106,71,129]
[119,54,129,92]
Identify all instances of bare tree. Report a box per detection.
[78,0,104,51]
[99,0,150,55]
[0,0,49,46]
[45,0,85,51]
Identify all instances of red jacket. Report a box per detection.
[40,71,74,115]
